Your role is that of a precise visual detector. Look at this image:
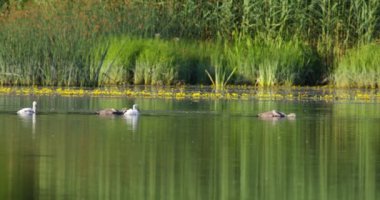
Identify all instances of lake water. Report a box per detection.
[0,94,380,200]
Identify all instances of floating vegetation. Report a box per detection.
[1,86,380,103]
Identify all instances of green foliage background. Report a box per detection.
[0,0,379,87]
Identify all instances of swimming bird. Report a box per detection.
[124,104,139,116]
[257,110,296,119]
[96,108,126,116]
[17,101,37,115]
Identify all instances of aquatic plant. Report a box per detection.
[219,37,321,87]
[0,0,379,87]
[173,42,210,85]
[0,1,106,86]
[333,43,380,88]
[91,36,144,86]
[1,86,380,103]
[134,39,178,85]
[204,41,237,90]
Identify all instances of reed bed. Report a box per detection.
[91,37,144,86]
[134,39,177,85]
[90,36,320,87]
[226,38,321,86]
[0,1,105,86]
[0,0,379,87]
[333,44,380,88]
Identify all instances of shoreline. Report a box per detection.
[1,86,379,102]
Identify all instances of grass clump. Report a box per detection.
[0,0,380,88]
[90,36,143,86]
[333,43,380,88]
[134,39,177,85]
[93,37,211,86]
[204,41,237,90]
[223,37,321,87]
[0,1,107,86]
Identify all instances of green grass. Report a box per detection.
[333,43,380,88]
[90,37,211,86]
[215,37,321,87]
[204,40,237,90]
[134,39,177,85]
[0,1,101,86]
[91,36,144,86]
[0,0,379,87]
[0,28,326,87]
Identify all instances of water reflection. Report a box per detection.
[125,115,139,132]
[18,113,36,137]
[1,96,380,200]
[258,116,296,126]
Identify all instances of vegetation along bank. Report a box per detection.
[0,0,379,88]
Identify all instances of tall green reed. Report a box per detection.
[89,36,144,86]
[221,36,320,86]
[1,0,379,87]
[134,39,178,85]
[0,2,132,86]
[333,43,380,88]
[87,36,210,86]
[204,40,237,90]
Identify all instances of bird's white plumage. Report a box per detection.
[124,104,139,116]
[17,101,37,115]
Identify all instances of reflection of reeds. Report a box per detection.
[9,98,377,199]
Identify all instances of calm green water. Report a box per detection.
[0,95,380,200]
